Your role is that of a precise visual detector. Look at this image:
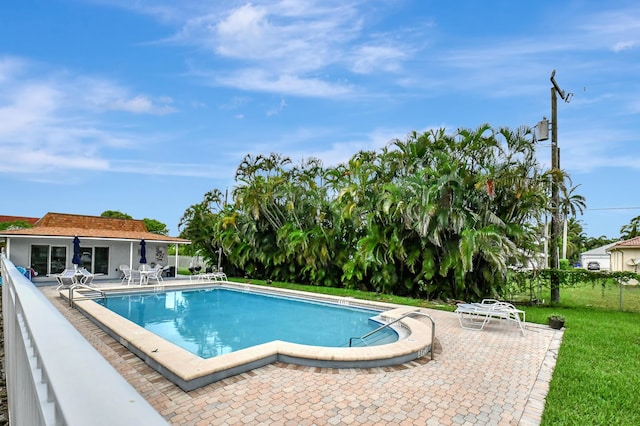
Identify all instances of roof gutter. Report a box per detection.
[0,234,191,244]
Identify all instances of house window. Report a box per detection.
[78,246,109,275]
[79,247,93,271]
[51,246,67,274]
[30,245,67,276]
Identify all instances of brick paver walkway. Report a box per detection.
[42,287,562,425]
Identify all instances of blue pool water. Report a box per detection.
[97,287,398,359]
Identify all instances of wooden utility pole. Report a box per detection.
[550,86,561,303]
[548,70,572,303]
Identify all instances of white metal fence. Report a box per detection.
[167,254,206,269]
[1,253,167,425]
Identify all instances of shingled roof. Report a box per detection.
[0,212,189,243]
[609,236,640,249]
[0,215,39,225]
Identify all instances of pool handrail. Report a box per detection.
[68,282,106,307]
[350,310,435,360]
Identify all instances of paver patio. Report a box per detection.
[41,286,562,425]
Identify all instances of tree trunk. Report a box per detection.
[562,216,568,260]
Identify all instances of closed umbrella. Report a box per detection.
[140,239,147,265]
[72,236,81,268]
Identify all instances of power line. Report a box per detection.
[586,207,640,211]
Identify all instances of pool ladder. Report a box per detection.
[349,310,435,360]
[68,283,106,307]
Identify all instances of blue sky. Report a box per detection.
[1,0,639,239]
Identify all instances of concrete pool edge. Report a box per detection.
[65,281,435,391]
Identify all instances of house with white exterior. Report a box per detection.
[608,236,640,273]
[0,212,190,282]
[579,242,617,271]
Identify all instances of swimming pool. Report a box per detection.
[69,281,434,391]
[97,287,398,358]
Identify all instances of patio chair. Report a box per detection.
[129,268,143,285]
[145,265,163,285]
[77,268,95,286]
[455,299,526,336]
[55,268,78,290]
[161,264,172,278]
[119,265,132,285]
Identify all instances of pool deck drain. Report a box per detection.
[42,284,562,425]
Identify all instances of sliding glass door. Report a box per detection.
[30,245,67,276]
[29,244,109,276]
[79,246,109,275]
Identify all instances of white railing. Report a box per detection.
[1,254,167,425]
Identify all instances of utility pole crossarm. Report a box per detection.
[550,69,574,103]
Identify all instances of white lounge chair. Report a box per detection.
[198,267,227,282]
[77,268,95,286]
[56,268,79,290]
[215,269,227,281]
[455,299,526,336]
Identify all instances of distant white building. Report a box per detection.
[580,242,616,271]
[608,236,640,272]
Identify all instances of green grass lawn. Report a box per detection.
[226,276,640,425]
[529,283,640,425]
[536,307,640,425]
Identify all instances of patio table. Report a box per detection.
[139,269,154,285]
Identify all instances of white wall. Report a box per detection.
[610,247,640,272]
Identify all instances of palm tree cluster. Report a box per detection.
[620,215,640,240]
[180,125,562,300]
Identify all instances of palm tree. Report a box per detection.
[559,181,586,259]
[620,215,640,240]
[565,218,587,264]
[373,125,546,299]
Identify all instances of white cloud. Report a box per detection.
[206,2,363,74]
[0,83,61,137]
[108,95,176,115]
[118,1,418,97]
[216,68,353,97]
[71,77,176,115]
[266,98,287,116]
[350,45,406,74]
[0,57,182,177]
[579,9,640,52]
[218,95,250,110]
[215,4,269,48]
[612,41,638,52]
[0,56,26,83]
[557,124,639,173]
[280,126,407,167]
[109,159,232,178]
[417,5,640,101]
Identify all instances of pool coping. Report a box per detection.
[64,281,435,391]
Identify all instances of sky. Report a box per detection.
[1,0,639,239]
